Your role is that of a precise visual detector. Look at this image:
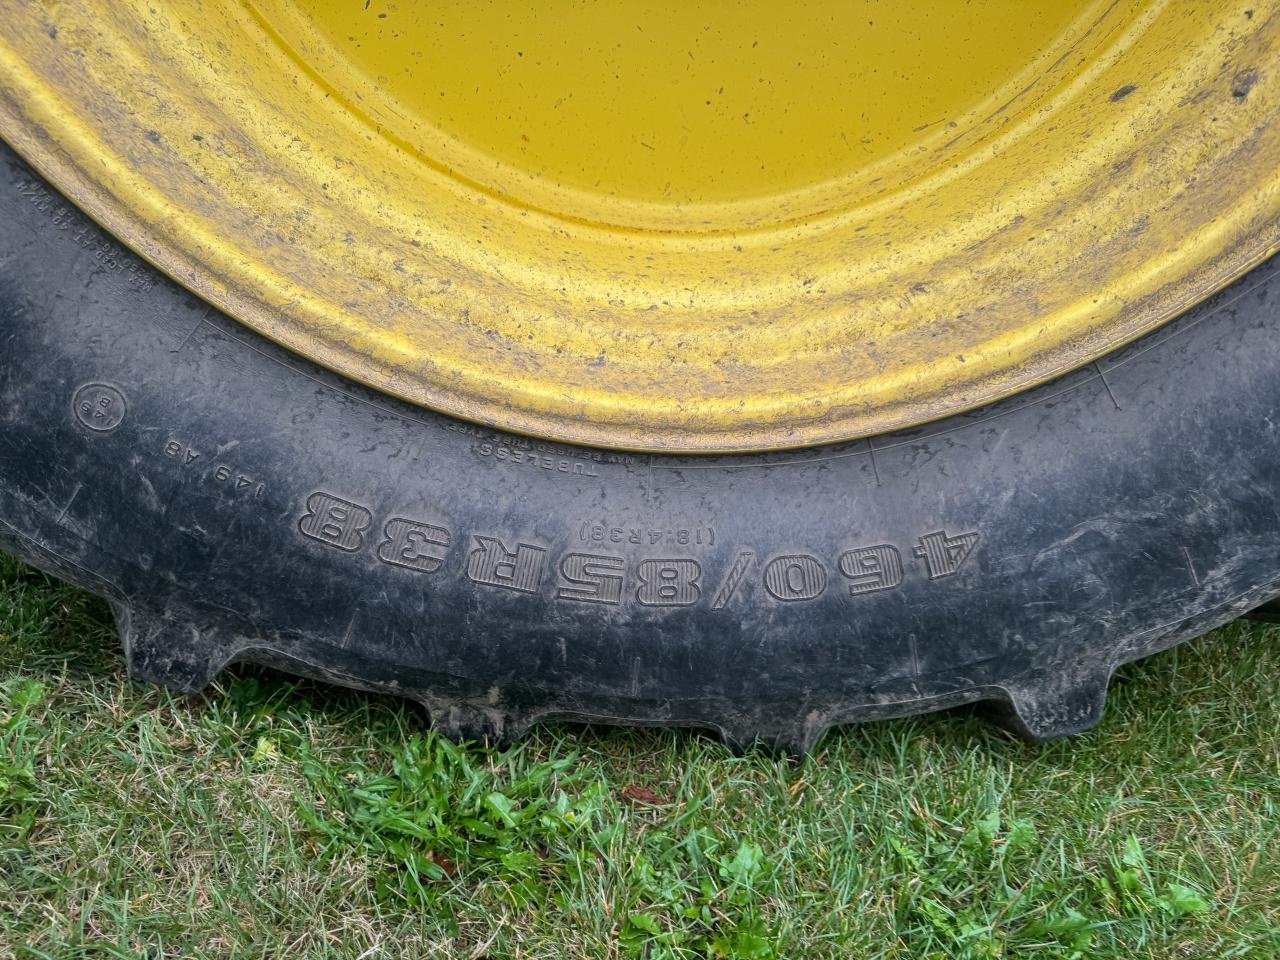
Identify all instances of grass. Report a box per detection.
[1,551,1277,959]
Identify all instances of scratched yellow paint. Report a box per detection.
[256,1,1085,225]
[0,0,1277,450]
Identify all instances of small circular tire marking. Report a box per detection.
[72,382,127,433]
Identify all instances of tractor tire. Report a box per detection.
[2,142,1278,754]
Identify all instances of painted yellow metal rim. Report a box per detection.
[1,1,1279,451]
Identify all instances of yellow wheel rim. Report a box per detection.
[2,1,1279,451]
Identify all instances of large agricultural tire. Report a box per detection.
[2,140,1278,754]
